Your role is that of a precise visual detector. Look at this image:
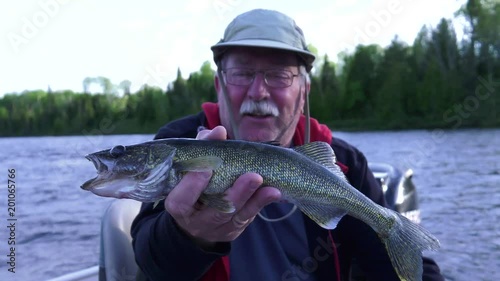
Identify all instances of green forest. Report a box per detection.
[1,0,498,137]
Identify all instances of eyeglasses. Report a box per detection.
[221,68,300,88]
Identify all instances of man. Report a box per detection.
[131,9,444,281]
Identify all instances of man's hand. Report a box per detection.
[164,126,281,248]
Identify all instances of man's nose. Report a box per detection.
[247,73,269,100]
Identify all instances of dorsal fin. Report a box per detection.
[293,142,348,182]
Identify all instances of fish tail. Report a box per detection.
[382,212,440,281]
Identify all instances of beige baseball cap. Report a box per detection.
[211,9,316,72]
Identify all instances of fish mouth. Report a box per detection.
[81,177,98,190]
[81,151,174,200]
[85,154,108,173]
[81,154,111,190]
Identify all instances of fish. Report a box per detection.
[81,138,440,281]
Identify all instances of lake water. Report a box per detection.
[0,129,498,281]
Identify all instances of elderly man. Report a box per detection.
[131,9,444,281]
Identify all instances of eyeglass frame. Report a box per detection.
[220,67,301,88]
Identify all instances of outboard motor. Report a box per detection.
[368,163,420,224]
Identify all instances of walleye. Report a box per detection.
[81,138,439,281]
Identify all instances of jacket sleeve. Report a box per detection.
[131,202,230,280]
[131,113,230,280]
[332,137,444,281]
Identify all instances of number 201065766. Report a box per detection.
[8,169,16,217]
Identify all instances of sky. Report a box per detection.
[1,0,466,96]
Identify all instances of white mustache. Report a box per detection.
[239,100,279,117]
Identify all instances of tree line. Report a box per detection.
[1,0,498,136]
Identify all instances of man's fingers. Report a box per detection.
[196,126,227,140]
[224,173,263,212]
[197,172,260,224]
[231,214,251,228]
[164,171,212,216]
[210,187,280,239]
[193,173,264,226]
[235,186,281,222]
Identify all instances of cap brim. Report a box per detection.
[211,39,315,69]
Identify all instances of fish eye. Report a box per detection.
[109,145,126,157]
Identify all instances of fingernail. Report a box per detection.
[195,171,213,180]
[197,131,210,140]
[249,178,262,191]
[270,189,282,202]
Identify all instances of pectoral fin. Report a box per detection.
[199,193,235,213]
[173,156,223,172]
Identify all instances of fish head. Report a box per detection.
[81,142,177,201]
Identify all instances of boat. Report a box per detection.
[47,162,421,281]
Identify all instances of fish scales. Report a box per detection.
[169,139,356,204]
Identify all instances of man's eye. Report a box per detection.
[233,71,253,77]
[268,71,289,79]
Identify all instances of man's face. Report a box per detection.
[215,47,308,146]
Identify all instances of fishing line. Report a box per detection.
[258,205,298,222]
[258,75,310,223]
[217,68,240,140]
[303,75,311,144]
[271,83,304,145]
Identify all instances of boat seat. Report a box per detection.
[99,199,141,281]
